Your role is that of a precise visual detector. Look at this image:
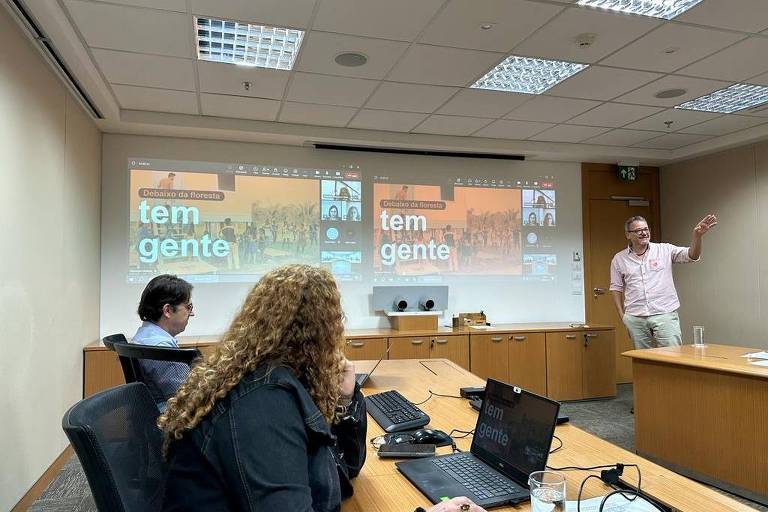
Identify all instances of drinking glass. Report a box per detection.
[693,325,705,347]
[528,471,565,512]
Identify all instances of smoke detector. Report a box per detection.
[334,52,368,67]
[654,88,687,99]
[574,33,597,48]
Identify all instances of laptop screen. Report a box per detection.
[470,379,560,485]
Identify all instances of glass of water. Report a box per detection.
[693,325,705,348]
[528,470,565,512]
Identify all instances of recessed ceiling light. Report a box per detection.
[655,88,687,99]
[196,17,304,70]
[675,83,768,114]
[576,0,704,20]
[335,52,368,67]
[480,23,494,30]
[471,56,588,95]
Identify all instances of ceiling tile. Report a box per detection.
[419,0,563,52]
[413,115,493,136]
[529,124,610,142]
[747,71,768,86]
[65,0,191,57]
[474,119,555,139]
[200,94,280,121]
[505,96,600,123]
[676,0,768,33]
[678,37,768,82]
[112,85,198,114]
[95,0,186,11]
[197,61,289,100]
[278,102,357,126]
[513,7,659,64]
[286,73,378,107]
[633,133,712,149]
[437,89,529,118]
[584,128,663,146]
[567,103,663,127]
[294,32,408,79]
[364,83,459,113]
[680,115,768,136]
[600,24,744,73]
[387,45,505,86]
[546,66,661,101]
[615,75,729,107]
[189,0,316,28]
[91,49,195,91]
[739,103,768,118]
[348,110,428,132]
[313,0,444,41]
[623,108,721,131]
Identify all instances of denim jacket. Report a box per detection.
[162,364,367,512]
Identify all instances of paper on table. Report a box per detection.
[740,351,768,359]
[749,359,768,367]
[566,495,660,511]
[468,325,492,330]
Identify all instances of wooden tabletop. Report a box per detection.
[623,344,768,379]
[85,323,615,351]
[342,359,752,512]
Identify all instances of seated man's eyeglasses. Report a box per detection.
[627,227,650,234]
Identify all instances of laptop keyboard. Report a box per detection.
[432,453,525,501]
[365,390,430,433]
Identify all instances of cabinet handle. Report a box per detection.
[512,335,526,341]
[490,336,503,342]
[434,338,449,344]
[348,341,364,347]
[585,333,599,338]
[411,339,424,345]
[565,334,577,340]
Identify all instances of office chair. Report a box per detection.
[107,339,201,405]
[62,382,166,512]
[102,333,128,351]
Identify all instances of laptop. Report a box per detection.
[354,343,392,387]
[396,378,560,508]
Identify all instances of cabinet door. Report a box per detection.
[389,336,431,360]
[545,332,584,401]
[507,332,547,396]
[430,335,469,370]
[582,330,616,398]
[344,338,388,361]
[469,334,509,381]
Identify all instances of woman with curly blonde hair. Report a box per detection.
[158,264,367,511]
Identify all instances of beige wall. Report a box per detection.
[662,143,768,348]
[0,7,101,510]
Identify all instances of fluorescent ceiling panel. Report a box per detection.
[196,17,304,70]
[675,83,768,114]
[576,0,704,20]
[472,56,588,95]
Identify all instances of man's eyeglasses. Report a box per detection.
[182,302,194,312]
[627,227,650,234]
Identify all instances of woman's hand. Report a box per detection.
[425,496,486,512]
[340,359,356,400]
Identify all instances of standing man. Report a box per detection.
[133,274,195,409]
[219,217,240,270]
[610,214,717,349]
[158,172,176,190]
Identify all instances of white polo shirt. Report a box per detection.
[609,242,697,317]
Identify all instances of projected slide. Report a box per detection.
[127,159,362,283]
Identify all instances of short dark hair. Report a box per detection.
[138,274,192,322]
[168,172,176,177]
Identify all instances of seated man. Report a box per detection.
[133,274,195,409]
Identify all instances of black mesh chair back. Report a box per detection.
[62,382,166,512]
[111,341,202,403]
[102,333,128,351]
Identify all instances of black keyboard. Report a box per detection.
[432,453,525,501]
[365,390,430,433]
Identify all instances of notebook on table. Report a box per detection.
[396,378,560,508]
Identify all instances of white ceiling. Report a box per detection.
[17,0,768,164]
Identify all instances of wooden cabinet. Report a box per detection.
[429,335,469,370]
[389,335,431,359]
[470,332,546,395]
[344,337,387,361]
[546,329,615,401]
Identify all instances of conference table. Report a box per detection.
[625,344,768,507]
[343,358,752,511]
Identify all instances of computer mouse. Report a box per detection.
[412,428,452,446]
